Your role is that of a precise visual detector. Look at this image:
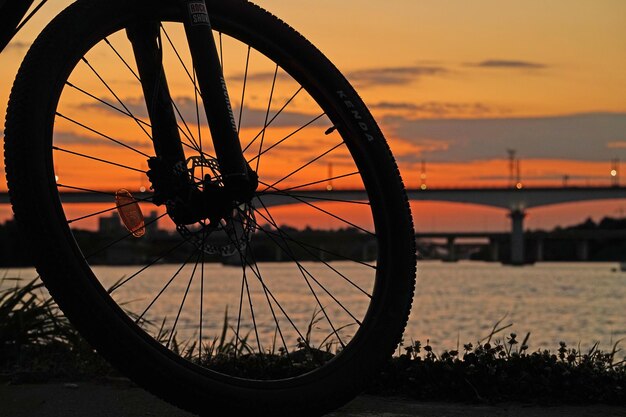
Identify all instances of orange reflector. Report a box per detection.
[115,189,145,238]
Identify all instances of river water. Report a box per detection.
[4,261,625,352]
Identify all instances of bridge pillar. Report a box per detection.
[535,238,544,262]
[445,237,458,262]
[576,240,589,261]
[508,209,526,265]
[489,239,500,262]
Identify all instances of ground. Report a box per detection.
[1,381,624,417]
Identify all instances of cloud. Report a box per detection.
[345,66,448,87]
[607,141,626,149]
[467,59,547,69]
[383,112,626,162]
[241,65,448,88]
[53,131,149,150]
[371,101,505,117]
[237,71,294,84]
[4,41,30,51]
[392,138,450,164]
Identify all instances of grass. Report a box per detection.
[1,276,625,405]
[0,276,113,381]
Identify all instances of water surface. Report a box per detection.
[5,261,625,351]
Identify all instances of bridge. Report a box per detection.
[415,229,626,263]
[1,185,625,265]
[407,186,626,264]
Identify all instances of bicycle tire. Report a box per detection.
[4,0,416,415]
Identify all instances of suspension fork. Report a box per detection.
[126,0,257,204]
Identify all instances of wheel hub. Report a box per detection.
[148,155,256,257]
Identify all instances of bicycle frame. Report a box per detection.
[2,0,256,203]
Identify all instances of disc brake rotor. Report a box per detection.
[174,155,255,257]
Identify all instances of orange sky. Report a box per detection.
[1,0,625,231]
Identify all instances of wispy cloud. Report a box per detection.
[371,101,505,117]
[4,41,31,52]
[607,141,626,149]
[345,65,448,87]
[467,59,547,69]
[53,131,149,150]
[233,71,294,83]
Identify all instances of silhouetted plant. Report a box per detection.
[0,277,113,380]
[370,320,625,405]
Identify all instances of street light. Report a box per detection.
[611,158,620,187]
[420,160,427,190]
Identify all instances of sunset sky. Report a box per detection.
[1,0,625,231]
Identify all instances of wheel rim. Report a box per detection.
[47,12,386,383]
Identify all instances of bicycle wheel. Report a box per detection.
[4,0,416,415]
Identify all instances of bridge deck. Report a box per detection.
[0,186,624,210]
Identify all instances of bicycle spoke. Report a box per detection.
[262,142,344,192]
[260,192,370,206]
[257,183,375,236]
[278,171,361,192]
[261,221,346,348]
[255,64,278,175]
[234,251,246,357]
[219,220,308,355]
[65,79,208,158]
[240,202,346,348]
[243,259,263,356]
[250,217,376,269]
[242,87,303,153]
[53,148,145,176]
[67,198,154,224]
[56,112,151,158]
[233,220,264,356]
[56,183,119,197]
[103,37,140,79]
[246,113,326,165]
[250,207,373,297]
[167,249,203,349]
[199,227,206,360]
[53,146,146,174]
[158,26,201,97]
[104,32,203,154]
[237,46,251,134]
[81,57,153,141]
[156,27,203,151]
[193,69,204,180]
[226,236,310,354]
[257,222,362,327]
[137,248,201,323]
[85,213,168,261]
[218,32,224,70]
[64,81,152,130]
[65,75,213,158]
[107,235,189,293]
[57,183,153,209]
[14,0,48,34]
[251,201,363,326]
[243,245,291,359]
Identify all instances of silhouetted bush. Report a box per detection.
[369,334,625,405]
